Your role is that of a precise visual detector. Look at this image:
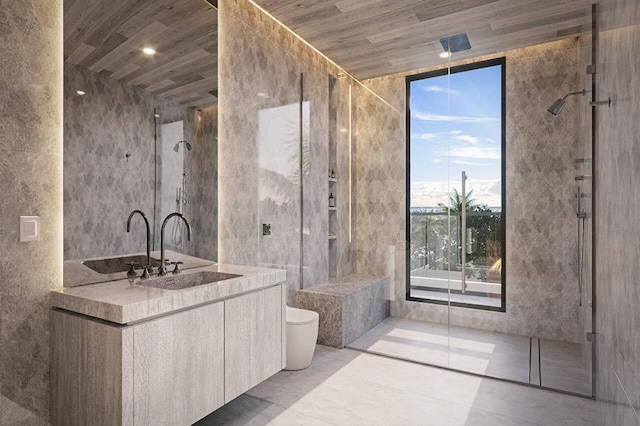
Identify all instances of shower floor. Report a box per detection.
[347,317,592,397]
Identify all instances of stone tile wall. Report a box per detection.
[353,39,586,343]
[594,0,640,423]
[219,0,351,304]
[0,0,63,423]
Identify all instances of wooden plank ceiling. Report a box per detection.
[64,0,218,109]
[254,0,591,80]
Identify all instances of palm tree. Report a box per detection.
[437,189,490,212]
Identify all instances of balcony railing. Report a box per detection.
[410,211,502,292]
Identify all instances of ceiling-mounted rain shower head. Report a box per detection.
[173,140,193,152]
[547,90,588,116]
[440,33,471,54]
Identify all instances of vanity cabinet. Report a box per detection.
[51,283,285,426]
[224,284,284,402]
[133,302,224,425]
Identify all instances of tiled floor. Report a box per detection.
[199,345,597,425]
[347,317,592,396]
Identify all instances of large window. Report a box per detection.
[406,58,506,311]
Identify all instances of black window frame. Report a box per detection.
[405,57,507,313]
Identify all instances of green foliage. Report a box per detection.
[410,189,502,282]
[437,189,491,213]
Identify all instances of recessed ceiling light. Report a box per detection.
[439,51,452,59]
[76,90,85,96]
[143,47,156,55]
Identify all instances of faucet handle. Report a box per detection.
[140,265,152,279]
[158,264,168,276]
[171,261,184,274]
[126,261,139,277]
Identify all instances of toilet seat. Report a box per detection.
[286,306,318,325]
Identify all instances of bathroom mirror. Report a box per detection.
[63,0,218,282]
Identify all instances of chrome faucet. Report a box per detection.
[159,213,191,276]
[126,210,152,278]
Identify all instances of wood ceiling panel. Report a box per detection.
[89,22,170,73]
[254,0,590,80]
[127,49,211,86]
[309,12,421,49]
[64,0,217,108]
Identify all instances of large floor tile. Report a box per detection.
[383,390,542,426]
[204,345,597,425]
[196,394,336,426]
[349,317,593,393]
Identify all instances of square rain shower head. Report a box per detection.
[440,33,471,53]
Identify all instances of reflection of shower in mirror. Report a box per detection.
[173,172,190,247]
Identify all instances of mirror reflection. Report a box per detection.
[63,0,218,285]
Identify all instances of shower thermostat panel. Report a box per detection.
[20,216,40,242]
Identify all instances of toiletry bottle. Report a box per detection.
[329,193,335,208]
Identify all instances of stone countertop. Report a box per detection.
[298,274,389,297]
[53,259,286,325]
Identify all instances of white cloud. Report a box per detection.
[411,179,501,208]
[450,130,462,134]
[456,135,480,144]
[453,160,488,166]
[421,85,459,95]
[411,133,437,140]
[432,159,442,164]
[449,146,501,159]
[412,109,500,123]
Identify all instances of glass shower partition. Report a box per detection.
[406,17,595,395]
[256,73,303,306]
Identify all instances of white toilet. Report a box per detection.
[285,306,319,370]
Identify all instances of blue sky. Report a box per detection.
[410,64,503,208]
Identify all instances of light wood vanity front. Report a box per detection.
[51,265,286,426]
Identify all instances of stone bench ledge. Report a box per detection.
[298,274,390,348]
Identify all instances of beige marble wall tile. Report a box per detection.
[353,39,586,343]
[0,0,63,422]
[219,0,350,304]
[593,0,640,423]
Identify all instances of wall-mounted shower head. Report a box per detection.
[173,140,192,152]
[547,98,567,116]
[547,90,588,116]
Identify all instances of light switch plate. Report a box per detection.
[20,216,39,242]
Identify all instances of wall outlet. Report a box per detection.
[262,223,271,236]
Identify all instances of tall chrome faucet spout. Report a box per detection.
[159,213,192,275]
[126,210,152,277]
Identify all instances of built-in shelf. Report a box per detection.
[329,207,337,211]
[328,177,337,183]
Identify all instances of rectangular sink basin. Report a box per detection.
[135,271,242,290]
[83,255,162,274]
